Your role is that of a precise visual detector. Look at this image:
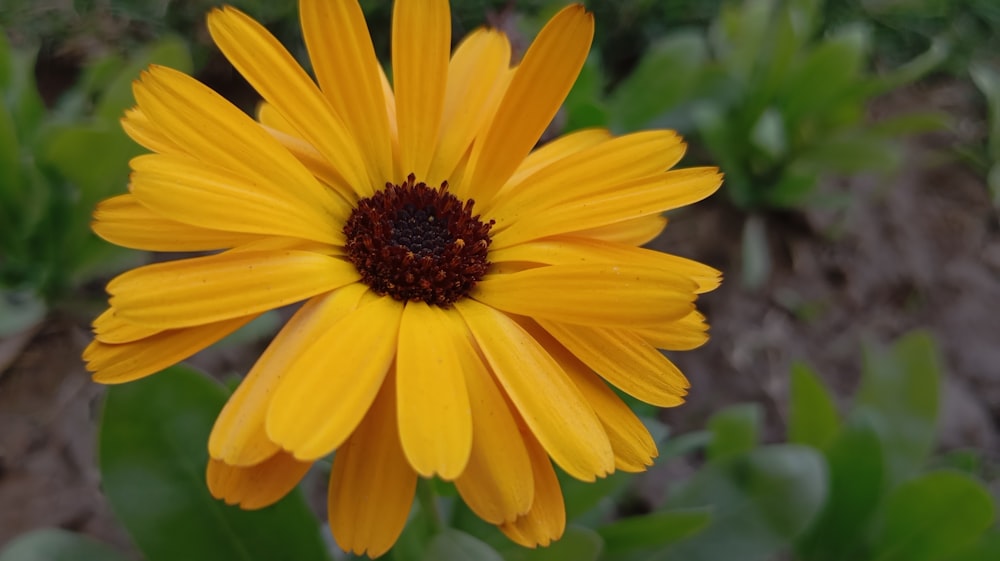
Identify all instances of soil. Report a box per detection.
[1,75,998,553]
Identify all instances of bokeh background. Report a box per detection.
[1,0,998,560]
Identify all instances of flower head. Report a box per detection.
[84,0,722,556]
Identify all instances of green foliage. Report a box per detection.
[607,0,946,211]
[99,364,331,561]
[0,35,192,334]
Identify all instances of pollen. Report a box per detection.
[344,174,494,306]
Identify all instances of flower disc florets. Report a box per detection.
[344,174,494,306]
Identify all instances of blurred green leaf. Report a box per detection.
[561,469,632,521]
[609,32,708,130]
[988,162,1000,207]
[657,445,827,561]
[793,132,900,174]
[564,56,608,131]
[788,362,840,449]
[796,418,884,561]
[781,26,869,124]
[707,403,762,463]
[871,471,996,561]
[855,331,941,484]
[99,364,331,561]
[0,528,129,561]
[598,508,711,555]
[868,111,949,137]
[499,527,602,561]
[763,172,816,208]
[749,107,787,160]
[0,93,19,205]
[390,502,437,561]
[741,214,771,289]
[423,529,503,561]
[949,530,1000,561]
[658,430,711,460]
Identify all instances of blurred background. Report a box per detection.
[0,0,998,560]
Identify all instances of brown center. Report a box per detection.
[343,174,494,306]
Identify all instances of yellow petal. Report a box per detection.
[85,314,258,384]
[473,264,697,328]
[329,372,417,558]
[256,102,296,136]
[538,319,688,407]
[209,285,369,466]
[456,299,613,481]
[266,295,403,460]
[529,324,657,472]
[454,343,534,523]
[464,4,594,204]
[206,7,371,195]
[121,107,186,155]
[93,194,261,252]
[572,214,668,246]
[300,0,393,185]
[260,125,354,203]
[92,307,160,344]
[491,167,723,248]
[634,310,711,351]
[488,130,685,218]
[427,28,511,187]
[133,66,336,204]
[499,430,566,548]
[392,0,450,180]
[500,128,611,197]
[489,237,721,294]
[129,154,347,245]
[206,452,312,510]
[396,302,472,479]
[108,250,358,329]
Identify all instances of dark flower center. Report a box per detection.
[344,174,494,306]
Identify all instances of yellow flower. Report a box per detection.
[84,0,721,556]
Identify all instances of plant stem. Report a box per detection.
[416,478,445,533]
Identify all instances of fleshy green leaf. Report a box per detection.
[657,445,828,561]
[949,530,1000,561]
[423,529,503,561]
[598,508,711,555]
[796,418,884,561]
[855,331,941,484]
[0,529,130,561]
[787,362,840,449]
[99,364,330,561]
[707,403,762,463]
[871,471,996,561]
[609,32,708,130]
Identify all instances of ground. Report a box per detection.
[1,78,997,552]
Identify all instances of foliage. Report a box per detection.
[0,35,192,335]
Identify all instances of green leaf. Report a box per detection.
[99,364,331,561]
[796,418,884,561]
[855,331,941,483]
[0,529,130,561]
[749,108,787,160]
[971,61,1000,161]
[657,445,828,561]
[707,403,762,463]
[740,215,771,289]
[793,132,901,174]
[389,501,437,561]
[598,508,711,555]
[499,527,602,561]
[871,471,996,561]
[949,530,1000,561]
[563,55,608,131]
[0,92,20,206]
[560,469,632,521]
[781,26,869,123]
[868,112,949,137]
[787,362,840,449]
[423,529,503,561]
[609,32,708,130]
